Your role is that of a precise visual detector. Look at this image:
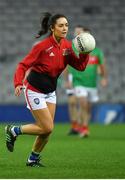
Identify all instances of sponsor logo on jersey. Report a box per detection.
[62,48,71,56]
[88,56,99,64]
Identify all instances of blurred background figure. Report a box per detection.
[64,25,108,137]
[64,68,78,134]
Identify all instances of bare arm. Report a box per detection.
[62,67,73,89]
[99,60,108,87]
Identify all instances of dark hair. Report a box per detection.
[75,25,91,33]
[75,25,83,29]
[82,27,91,33]
[36,12,67,38]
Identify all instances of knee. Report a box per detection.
[44,125,54,134]
[40,124,54,135]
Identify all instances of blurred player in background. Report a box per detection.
[64,68,78,134]
[65,25,108,137]
[63,25,84,135]
[5,13,90,167]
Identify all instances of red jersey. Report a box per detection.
[14,35,89,92]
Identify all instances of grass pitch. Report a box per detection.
[0,123,125,179]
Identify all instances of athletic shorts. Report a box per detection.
[74,86,99,103]
[65,89,75,96]
[23,87,56,110]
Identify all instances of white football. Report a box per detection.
[72,32,96,53]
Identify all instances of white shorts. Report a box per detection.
[66,89,75,96]
[74,86,99,103]
[24,88,56,110]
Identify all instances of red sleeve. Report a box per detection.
[67,48,89,71]
[14,44,42,88]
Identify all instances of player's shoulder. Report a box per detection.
[91,47,103,55]
[95,47,102,52]
[36,36,49,45]
[32,36,51,50]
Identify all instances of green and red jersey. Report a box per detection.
[68,47,104,88]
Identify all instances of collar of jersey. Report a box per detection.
[49,35,64,48]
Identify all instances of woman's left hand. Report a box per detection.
[15,85,24,96]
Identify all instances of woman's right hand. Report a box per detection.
[15,85,23,96]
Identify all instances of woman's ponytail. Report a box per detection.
[36,12,52,38]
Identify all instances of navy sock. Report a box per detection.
[29,151,40,161]
[11,126,22,136]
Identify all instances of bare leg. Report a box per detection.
[77,97,91,137]
[21,105,55,135]
[68,95,78,122]
[31,102,56,153]
[77,97,90,126]
[32,134,50,153]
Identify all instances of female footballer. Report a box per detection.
[5,12,89,167]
